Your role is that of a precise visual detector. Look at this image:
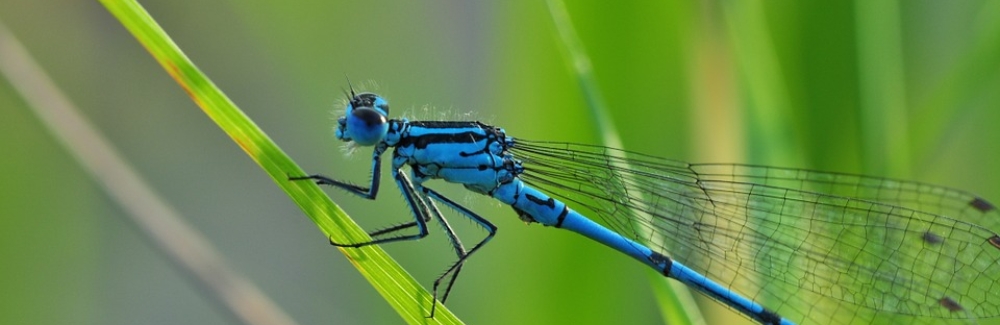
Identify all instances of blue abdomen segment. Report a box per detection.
[669,262,791,325]
[494,180,790,325]
[493,181,666,268]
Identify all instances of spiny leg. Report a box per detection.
[328,169,435,247]
[291,170,431,241]
[288,145,386,199]
[289,145,433,246]
[420,186,498,318]
[365,171,434,239]
[366,217,431,238]
[365,172,434,238]
[385,172,472,318]
[296,169,471,318]
[288,150,489,317]
[408,186,467,317]
[288,151,433,247]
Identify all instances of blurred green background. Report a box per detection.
[2,1,999,324]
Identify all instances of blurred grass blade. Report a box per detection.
[0,20,296,325]
[545,1,701,324]
[912,0,1000,163]
[722,1,801,167]
[97,0,462,324]
[855,0,910,176]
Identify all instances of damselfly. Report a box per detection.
[292,90,1000,325]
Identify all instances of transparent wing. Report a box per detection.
[511,140,1000,325]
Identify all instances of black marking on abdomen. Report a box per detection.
[758,309,783,325]
[554,206,569,228]
[525,194,556,208]
[649,251,672,276]
[970,197,995,212]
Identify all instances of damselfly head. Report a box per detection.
[336,92,390,146]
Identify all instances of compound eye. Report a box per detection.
[340,93,390,146]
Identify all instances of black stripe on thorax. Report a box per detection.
[396,121,496,150]
[396,131,488,150]
[408,121,488,129]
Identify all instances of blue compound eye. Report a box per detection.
[339,93,389,146]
